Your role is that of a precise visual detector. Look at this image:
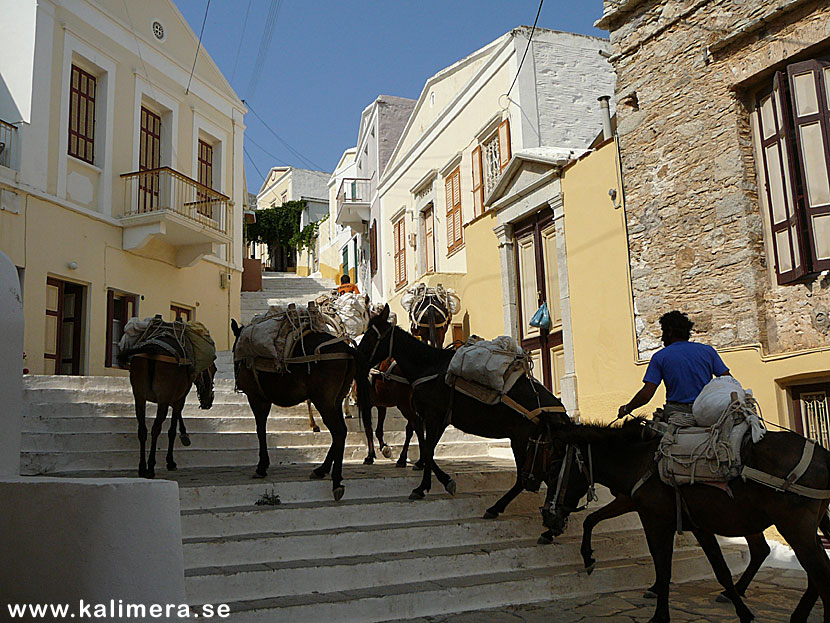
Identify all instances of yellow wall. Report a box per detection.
[20,196,240,376]
[388,211,504,345]
[562,141,830,427]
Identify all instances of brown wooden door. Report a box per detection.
[424,205,435,274]
[45,278,84,375]
[514,211,563,393]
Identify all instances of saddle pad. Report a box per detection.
[658,422,748,486]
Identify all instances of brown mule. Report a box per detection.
[231,319,369,501]
[409,294,449,347]
[120,346,216,479]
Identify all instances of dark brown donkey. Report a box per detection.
[358,306,569,521]
[539,418,830,623]
[231,319,369,500]
[363,358,425,468]
[409,293,450,347]
[118,345,216,478]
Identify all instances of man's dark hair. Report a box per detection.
[340,274,351,284]
[659,310,694,341]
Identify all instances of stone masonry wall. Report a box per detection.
[602,0,830,356]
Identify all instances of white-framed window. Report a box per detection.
[472,118,510,217]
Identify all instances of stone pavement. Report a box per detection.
[403,569,821,622]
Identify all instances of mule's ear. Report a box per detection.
[231,319,241,336]
[380,304,390,323]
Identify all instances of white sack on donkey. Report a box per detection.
[693,376,746,427]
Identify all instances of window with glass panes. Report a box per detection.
[68,65,96,164]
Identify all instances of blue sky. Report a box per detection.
[173,1,606,193]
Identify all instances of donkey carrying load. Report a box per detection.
[401,283,460,347]
[231,301,370,500]
[118,316,217,478]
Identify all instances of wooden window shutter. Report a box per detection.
[452,169,462,247]
[756,72,807,284]
[498,118,511,171]
[394,218,406,287]
[787,60,830,273]
[471,145,483,217]
[370,220,378,276]
[446,175,456,251]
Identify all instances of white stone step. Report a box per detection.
[20,441,488,475]
[216,546,747,623]
[185,530,661,604]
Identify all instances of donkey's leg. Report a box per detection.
[166,397,186,471]
[693,530,754,623]
[375,405,391,459]
[716,533,770,602]
[247,395,271,478]
[577,497,637,570]
[410,415,440,500]
[146,403,169,479]
[178,409,191,447]
[640,514,675,623]
[322,409,348,501]
[425,420,455,495]
[135,396,148,478]
[397,415,412,468]
[791,579,819,623]
[306,399,320,433]
[363,405,377,465]
[484,437,526,519]
[411,417,426,470]
[777,518,830,623]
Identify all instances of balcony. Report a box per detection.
[0,119,18,170]
[120,167,232,267]
[336,177,372,227]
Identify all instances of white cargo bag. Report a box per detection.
[693,376,746,427]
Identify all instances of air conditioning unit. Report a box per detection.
[219,272,231,289]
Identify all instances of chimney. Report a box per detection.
[598,96,612,141]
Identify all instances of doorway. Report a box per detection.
[514,211,563,393]
[44,277,86,375]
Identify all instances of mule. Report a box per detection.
[409,292,450,347]
[118,344,215,478]
[357,306,568,521]
[537,418,830,623]
[363,358,425,469]
[231,319,370,500]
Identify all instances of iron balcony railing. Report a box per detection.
[120,167,230,235]
[336,177,372,214]
[0,118,18,170]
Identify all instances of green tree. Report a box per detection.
[245,200,328,265]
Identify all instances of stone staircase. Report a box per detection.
[241,271,336,323]
[19,374,748,620]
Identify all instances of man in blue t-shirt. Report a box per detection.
[618,311,730,420]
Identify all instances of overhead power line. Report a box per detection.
[244,145,265,183]
[245,0,283,100]
[186,0,212,95]
[244,100,325,172]
[507,0,544,98]
[231,0,253,84]
[245,133,291,167]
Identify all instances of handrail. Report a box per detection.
[121,166,230,200]
[0,118,18,170]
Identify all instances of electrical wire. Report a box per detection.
[245,100,325,171]
[245,0,283,101]
[186,0,212,95]
[245,133,292,167]
[231,0,253,84]
[506,0,544,98]
[244,145,265,183]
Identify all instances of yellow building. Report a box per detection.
[0,0,246,375]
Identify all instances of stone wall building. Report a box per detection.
[598,0,830,431]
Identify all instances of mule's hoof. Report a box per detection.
[345,414,353,419]
[643,589,658,599]
[715,592,730,604]
[167,463,177,471]
[180,433,191,447]
[412,462,424,471]
[409,490,426,500]
[333,486,345,501]
[312,426,320,433]
[445,479,457,496]
[144,471,155,480]
[363,456,374,465]
[483,510,499,520]
[252,470,267,479]
[310,469,326,480]
[395,460,407,468]
[537,534,553,545]
[381,444,392,459]
[585,561,596,575]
